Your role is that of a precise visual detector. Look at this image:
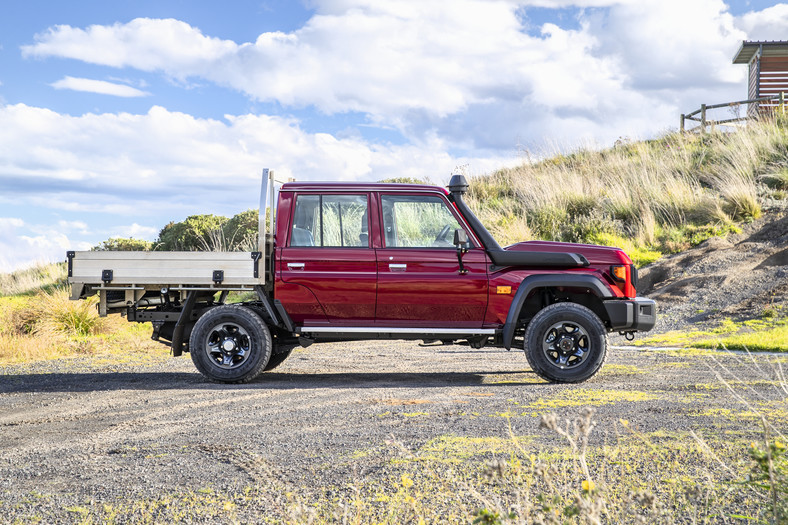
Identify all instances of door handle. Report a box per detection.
[389,263,407,271]
[287,262,305,270]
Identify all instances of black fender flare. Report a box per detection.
[502,274,613,350]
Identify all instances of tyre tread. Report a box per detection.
[189,305,272,383]
[523,302,608,383]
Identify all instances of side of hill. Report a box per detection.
[466,118,788,267]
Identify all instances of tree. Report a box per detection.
[154,214,228,251]
[222,209,259,251]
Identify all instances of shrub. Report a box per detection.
[33,288,106,337]
[92,237,153,251]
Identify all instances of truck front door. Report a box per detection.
[375,192,489,328]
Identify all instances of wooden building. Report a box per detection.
[733,40,788,116]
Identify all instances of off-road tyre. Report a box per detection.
[263,348,293,371]
[523,302,608,383]
[189,305,271,383]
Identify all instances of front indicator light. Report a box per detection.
[611,265,627,282]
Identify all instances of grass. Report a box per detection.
[636,312,788,352]
[0,287,161,365]
[0,262,66,297]
[465,117,788,266]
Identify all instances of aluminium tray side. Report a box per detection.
[68,251,265,287]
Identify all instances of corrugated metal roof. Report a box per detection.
[733,40,788,64]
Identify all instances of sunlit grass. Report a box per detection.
[0,288,162,366]
[465,118,788,266]
[635,315,788,352]
[0,262,66,297]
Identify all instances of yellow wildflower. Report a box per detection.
[582,479,595,492]
[401,474,414,488]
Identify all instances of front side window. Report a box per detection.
[290,194,368,247]
[381,194,463,248]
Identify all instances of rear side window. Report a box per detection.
[290,194,369,247]
[381,194,462,248]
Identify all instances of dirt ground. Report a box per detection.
[639,210,788,332]
[1,338,785,522]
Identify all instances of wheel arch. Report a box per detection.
[502,274,614,350]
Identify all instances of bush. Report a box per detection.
[34,289,106,337]
[92,238,153,251]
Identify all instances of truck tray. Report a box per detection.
[67,251,264,288]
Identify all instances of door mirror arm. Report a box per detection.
[453,229,469,274]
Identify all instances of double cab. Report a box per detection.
[68,170,656,383]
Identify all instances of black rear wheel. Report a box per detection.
[189,305,271,383]
[523,302,607,383]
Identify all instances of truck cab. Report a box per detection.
[68,171,656,384]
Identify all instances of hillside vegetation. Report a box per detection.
[2,118,788,363]
[466,117,788,266]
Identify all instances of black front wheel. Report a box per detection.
[523,303,608,383]
[189,305,272,383]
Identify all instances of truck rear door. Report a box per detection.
[278,192,377,325]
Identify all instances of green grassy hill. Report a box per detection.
[465,117,788,266]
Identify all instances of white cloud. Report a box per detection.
[0,217,90,273]
[22,18,235,73]
[51,76,150,97]
[0,102,515,221]
[735,3,788,40]
[20,0,775,150]
[115,223,159,239]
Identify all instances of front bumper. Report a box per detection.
[603,297,657,332]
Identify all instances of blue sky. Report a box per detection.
[1,0,786,271]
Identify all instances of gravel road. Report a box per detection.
[1,339,785,522]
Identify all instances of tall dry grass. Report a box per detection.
[466,118,788,265]
[0,262,66,297]
[0,286,152,364]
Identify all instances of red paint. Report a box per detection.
[274,182,637,328]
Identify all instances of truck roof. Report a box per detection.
[281,181,450,194]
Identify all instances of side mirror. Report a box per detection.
[453,229,469,275]
[453,229,469,253]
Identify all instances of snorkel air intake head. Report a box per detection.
[448,174,469,196]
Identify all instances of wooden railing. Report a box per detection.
[681,92,785,133]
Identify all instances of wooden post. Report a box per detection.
[680,114,685,132]
[781,92,785,115]
[700,104,707,134]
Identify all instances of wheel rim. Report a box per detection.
[204,322,251,370]
[541,321,590,369]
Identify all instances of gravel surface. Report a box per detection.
[1,339,785,522]
[2,210,787,521]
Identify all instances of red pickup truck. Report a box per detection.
[68,171,656,384]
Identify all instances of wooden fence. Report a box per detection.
[681,92,786,133]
